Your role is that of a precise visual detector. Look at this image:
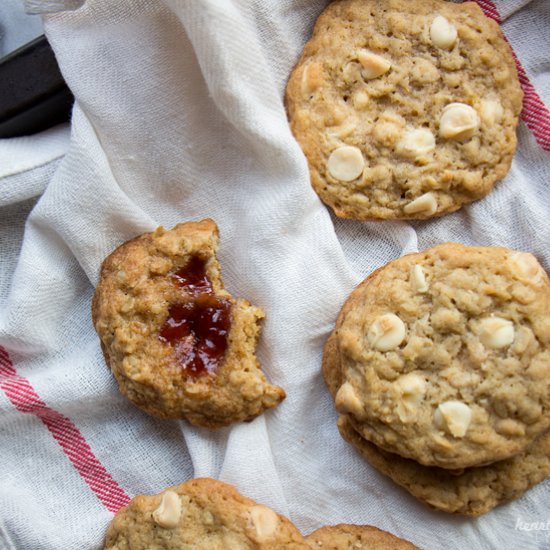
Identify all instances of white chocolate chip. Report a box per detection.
[332,121,357,139]
[395,128,436,159]
[439,103,480,140]
[357,50,391,80]
[507,252,544,285]
[396,373,427,404]
[479,317,515,349]
[152,491,182,529]
[342,62,361,85]
[353,90,369,109]
[301,62,323,94]
[430,15,457,49]
[395,373,426,422]
[368,313,406,351]
[434,401,472,438]
[411,265,429,293]
[403,192,437,216]
[479,99,504,125]
[250,506,279,541]
[327,146,365,182]
[335,382,363,417]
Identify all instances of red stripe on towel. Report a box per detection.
[474,0,550,152]
[0,346,130,513]
[474,0,500,21]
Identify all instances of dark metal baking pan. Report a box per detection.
[0,35,73,138]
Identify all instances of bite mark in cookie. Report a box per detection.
[92,219,285,428]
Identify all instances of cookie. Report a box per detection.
[324,243,550,469]
[338,415,550,516]
[92,219,285,428]
[306,524,420,549]
[285,0,523,220]
[104,478,309,549]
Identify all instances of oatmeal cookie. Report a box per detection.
[338,415,550,516]
[324,243,550,469]
[306,523,420,549]
[104,478,309,549]
[285,0,522,220]
[92,219,285,428]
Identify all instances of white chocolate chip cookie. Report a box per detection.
[323,243,550,469]
[306,523,420,549]
[104,478,309,549]
[338,415,550,516]
[285,0,523,220]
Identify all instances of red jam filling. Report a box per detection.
[172,255,213,295]
[159,256,231,379]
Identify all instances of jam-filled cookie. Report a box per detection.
[324,243,550,469]
[92,219,285,428]
[104,478,309,549]
[306,523,420,549]
[285,0,522,220]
